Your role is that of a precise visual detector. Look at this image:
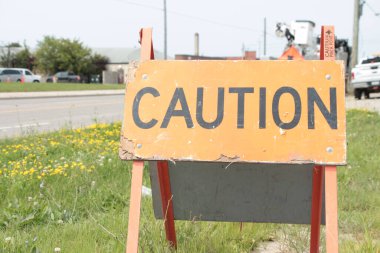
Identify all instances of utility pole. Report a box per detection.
[351,0,362,68]
[163,0,167,59]
[264,17,267,56]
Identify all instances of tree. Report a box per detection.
[90,53,109,75]
[13,46,35,70]
[81,53,109,83]
[35,36,92,75]
[35,36,109,82]
[0,42,22,67]
[83,54,109,75]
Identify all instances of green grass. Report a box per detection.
[338,109,380,252]
[276,109,380,253]
[0,110,379,252]
[0,83,125,92]
[0,123,276,252]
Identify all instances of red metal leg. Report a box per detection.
[310,165,324,253]
[157,161,177,249]
[126,161,144,253]
[325,166,339,253]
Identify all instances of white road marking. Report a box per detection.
[0,122,50,131]
[0,101,122,114]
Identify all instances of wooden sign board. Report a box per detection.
[120,60,346,165]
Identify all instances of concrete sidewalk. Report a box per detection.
[0,89,125,99]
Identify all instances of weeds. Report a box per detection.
[0,110,379,252]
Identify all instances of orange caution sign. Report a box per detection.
[120,60,346,165]
[278,46,304,60]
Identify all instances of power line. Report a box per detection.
[365,1,380,17]
[168,10,261,33]
[111,0,162,11]
[111,0,262,33]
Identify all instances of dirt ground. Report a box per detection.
[345,93,380,114]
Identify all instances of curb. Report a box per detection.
[0,90,125,99]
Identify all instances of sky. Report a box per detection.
[0,0,379,59]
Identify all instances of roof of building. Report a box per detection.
[92,48,166,63]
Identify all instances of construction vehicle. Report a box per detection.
[275,20,351,89]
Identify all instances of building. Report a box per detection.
[92,48,165,84]
[175,51,257,60]
[93,48,256,84]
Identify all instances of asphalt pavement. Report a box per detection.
[0,90,125,139]
[0,89,124,99]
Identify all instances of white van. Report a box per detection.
[12,68,41,83]
[0,69,23,82]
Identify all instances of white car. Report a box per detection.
[351,57,380,99]
[0,69,23,82]
[13,68,41,83]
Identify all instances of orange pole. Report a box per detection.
[320,26,335,61]
[125,27,155,253]
[325,166,339,252]
[125,161,144,253]
[319,25,339,253]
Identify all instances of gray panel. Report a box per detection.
[149,162,325,225]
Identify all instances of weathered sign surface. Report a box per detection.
[120,60,346,165]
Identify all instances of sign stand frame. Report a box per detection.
[125,26,339,253]
[125,28,177,253]
[309,26,339,253]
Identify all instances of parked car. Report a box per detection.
[46,71,81,83]
[0,69,23,82]
[13,68,41,83]
[351,56,380,99]
[0,68,41,83]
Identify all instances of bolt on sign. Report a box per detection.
[120,60,346,165]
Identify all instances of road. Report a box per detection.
[345,93,380,114]
[0,92,379,139]
[0,94,124,139]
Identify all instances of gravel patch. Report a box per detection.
[346,94,380,114]
[252,241,283,253]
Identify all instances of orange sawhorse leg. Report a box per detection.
[310,165,339,253]
[126,161,144,253]
[325,166,338,252]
